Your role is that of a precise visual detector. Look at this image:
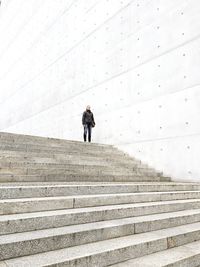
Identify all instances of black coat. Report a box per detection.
[82,110,95,126]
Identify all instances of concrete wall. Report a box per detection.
[0,0,199,182]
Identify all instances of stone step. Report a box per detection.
[1,182,200,199]
[0,155,145,173]
[0,143,120,156]
[0,170,160,181]
[110,240,200,267]
[0,163,158,176]
[1,199,200,235]
[0,157,157,177]
[0,160,109,167]
[0,137,139,165]
[0,209,200,261]
[0,137,112,146]
[0,151,147,171]
[0,132,114,149]
[0,143,125,156]
[0,149,141,161]
[0,165,139,174]
[0,132,114,147]
[0,152,148,175]
[0,161,155,175]
[0,149,143,165]
[0,173,163,183]
[0,155,144,168]
[1,222,200,266]
[1,191,200,215]
[0,163,160,178]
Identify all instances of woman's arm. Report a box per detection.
[82,112,86,125]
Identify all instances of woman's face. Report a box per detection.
[86,105,91,110]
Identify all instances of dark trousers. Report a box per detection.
[83,123,92,142]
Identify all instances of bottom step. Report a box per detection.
[110,240,200,267]
[1,222,200,266]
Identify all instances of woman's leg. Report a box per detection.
[83,124,87,142]
[88,124,92,142]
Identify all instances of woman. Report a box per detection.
[82,105,95,142]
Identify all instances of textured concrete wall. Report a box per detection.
[0,0,199,181]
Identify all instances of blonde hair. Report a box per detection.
[86,105,91,110]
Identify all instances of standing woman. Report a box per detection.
[82,105,95,142]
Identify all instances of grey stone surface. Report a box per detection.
[0,174,162,183]
[0,133,200,265]
[1,210,200,260]
[1,199,200,235]
[1,223,200,265]
[0,132,167,183]
[2,191,200,215]
[1,182,200,199]
[110,240,200,267]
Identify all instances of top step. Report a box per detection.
[0,132,114,149]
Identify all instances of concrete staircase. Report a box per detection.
[0,132,200,266]
[0,132,169,183]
